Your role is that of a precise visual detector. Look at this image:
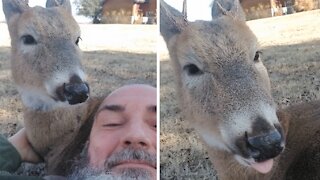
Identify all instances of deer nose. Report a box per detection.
[64,82,89,105]
[246,130,284,162]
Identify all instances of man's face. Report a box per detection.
[87,85,157,179]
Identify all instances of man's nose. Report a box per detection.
[122,122,152,149]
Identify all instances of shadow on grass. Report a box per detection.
[262,39,320,106]
[82,50,157,97]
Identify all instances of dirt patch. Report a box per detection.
[160,10,320,179]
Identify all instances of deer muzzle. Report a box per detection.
[55,74,90,105]
[63,82,89,105]
[246,129,284,162]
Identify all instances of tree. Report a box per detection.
[74,0,104,23]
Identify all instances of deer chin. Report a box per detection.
[234,155,274,174]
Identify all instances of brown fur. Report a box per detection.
[3,0,104,175]
[23,97,102,175]
[160,0,320,179]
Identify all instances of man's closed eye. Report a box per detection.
[103,123,122,127]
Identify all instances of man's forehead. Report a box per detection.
[105,85,156,101]
[98,84,156,111]
[97,103,156,114]
[110,84,155,95]
[100,95,156,109]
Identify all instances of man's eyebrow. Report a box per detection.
[99,105,125,112]
[147,105,156,113]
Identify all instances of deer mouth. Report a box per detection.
[235,155,274,174]
[233,127,285,174]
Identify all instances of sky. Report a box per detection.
[0,0,91,23]
[164,0,213,21]
[0,0,213,23]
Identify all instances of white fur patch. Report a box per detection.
[199,129,230,152]
[259,102,279,125]
[44,68,86,101]
[225,101,277,134]
[76,68,87,82]
[219,109,252,150]
[218,101,278,154]
[44,71,70,100]
[18,86,68,111]
[226,110,252,135]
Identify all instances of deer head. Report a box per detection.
[160,0,285,174]
[3,0,89,111]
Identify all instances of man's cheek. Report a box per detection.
[88,141,104,168]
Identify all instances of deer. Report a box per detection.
[2,0,103,176]
[160,0,320,179]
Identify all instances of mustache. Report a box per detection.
[104,148,157,170]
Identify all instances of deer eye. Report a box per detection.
[21,35,37,45]
[254,51,262,62]
[75,37,82,46]
[183,64,203,76]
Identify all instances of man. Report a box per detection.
[69,84,157,179]
[0,84,157,179]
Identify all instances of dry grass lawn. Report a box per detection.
[160,10,320,179]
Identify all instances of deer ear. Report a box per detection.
[2,0,29,22]
[46,0,72,14]
[160,0,188,45]
[211,0,246,21]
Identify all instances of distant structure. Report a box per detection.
[101,0,157,24]
[182,0,187,20]
[240,0,320,20]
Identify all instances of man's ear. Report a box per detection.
[160,0,188,45]
[46,0,72,14]
[211,0,246,21]
[2,0,29,23]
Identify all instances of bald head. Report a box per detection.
[88,84,157,179]
[98,84,156,114]
[107,84,156,98]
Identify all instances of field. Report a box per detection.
[0,23,157,175]
[160,10,320,179]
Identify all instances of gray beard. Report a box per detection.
[68,147,156,180]
[68,167,150,180]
